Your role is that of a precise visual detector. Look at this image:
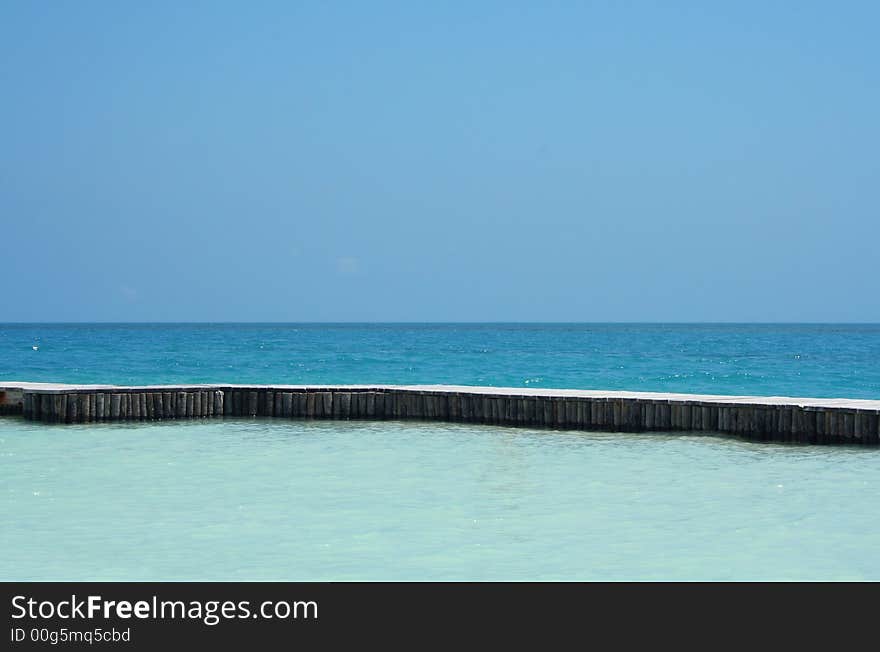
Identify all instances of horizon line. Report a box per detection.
[3,321,880,326]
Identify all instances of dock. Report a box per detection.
[1,382,879,445]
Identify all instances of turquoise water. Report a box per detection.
[3,417,879,581]
[3,323,880,398]
[3,323,880,580]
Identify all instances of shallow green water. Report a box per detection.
[2,417,879,581]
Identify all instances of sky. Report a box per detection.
[1,1,878,322]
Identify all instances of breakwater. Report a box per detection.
[2,382,879,445]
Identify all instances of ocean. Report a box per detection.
[3,323,880,580]
[3,323,880,398]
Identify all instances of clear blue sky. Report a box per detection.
[2,2,878,322]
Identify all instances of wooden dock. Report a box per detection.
[1,382,879,445]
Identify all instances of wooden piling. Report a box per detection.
[8,384,880,447]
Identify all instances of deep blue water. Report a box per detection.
[2,323,879,398]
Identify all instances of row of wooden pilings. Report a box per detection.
[13,386,880,445]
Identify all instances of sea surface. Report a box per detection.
[3,418,880,581]
[2,323,880,580]
[2,323,880,398]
